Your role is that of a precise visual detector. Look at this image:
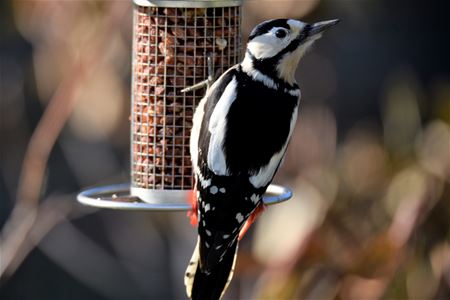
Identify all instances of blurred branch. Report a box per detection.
[0,2,130,279]
[0,195,76,282]
[37,211,141,300]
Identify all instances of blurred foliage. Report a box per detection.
[0,0,449,299]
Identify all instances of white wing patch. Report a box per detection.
[286,88,301,97]
[235,213,244,223]
[249,104,299,188]
[207,77,238,176]
[250,194,260,204]
[197,169,211,188]
[191,68,238,187]
[190,96,213,188]
[190,96,207,168]
[245,21,305,60]
[209,185,218,194]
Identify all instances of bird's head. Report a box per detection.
[242,18,339,85]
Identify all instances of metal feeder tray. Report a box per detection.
[77,183,292,211]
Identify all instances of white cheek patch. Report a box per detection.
[247,27,295,59]
[247,22,304,60]
[247,39,281,59]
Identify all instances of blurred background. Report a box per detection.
[1,0,449,299]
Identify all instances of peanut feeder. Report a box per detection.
[131,0,242,203]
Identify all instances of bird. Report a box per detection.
[185,18,339,300]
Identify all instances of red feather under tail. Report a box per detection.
[187,187,198,226]
[238,202,266,240]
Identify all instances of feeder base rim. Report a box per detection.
[77,183,292,211]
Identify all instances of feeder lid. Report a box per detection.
[134,0,242,8]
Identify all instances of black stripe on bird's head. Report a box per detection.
[248,19,292,42]
[243,18,339,84]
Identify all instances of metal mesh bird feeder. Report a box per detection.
[131,0,242,203]
[77,0,292,211]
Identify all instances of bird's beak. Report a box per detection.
[308,19,340,36]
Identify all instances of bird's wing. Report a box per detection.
[188,66,299,300]
[194,66,301,270]
[190,66,261,270]
[187,65,255,300]
[190,65,238,179]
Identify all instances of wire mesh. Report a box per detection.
[131,3,242,192]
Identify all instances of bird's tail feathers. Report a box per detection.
[185,238,238,300]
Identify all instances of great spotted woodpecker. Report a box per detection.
[185,18,339,300]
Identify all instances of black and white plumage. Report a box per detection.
[185,18,339,300]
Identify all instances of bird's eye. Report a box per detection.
[275,29,287,38]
